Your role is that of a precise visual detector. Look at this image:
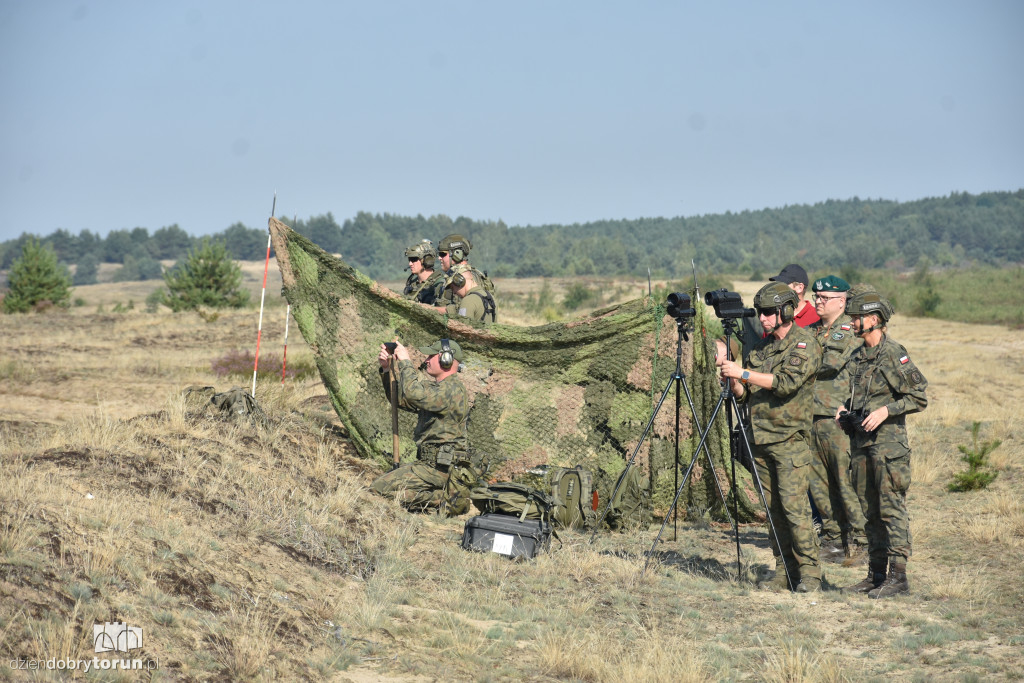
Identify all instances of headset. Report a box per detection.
[421,251,435,270]
[778,298,795,324]
[450,242,468,264]
[438,338,454,370]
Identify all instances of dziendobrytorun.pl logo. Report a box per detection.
[9,622,159,673]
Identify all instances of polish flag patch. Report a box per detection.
[797,342,807,349]
[841,324,851,330]
[900,355,910,364]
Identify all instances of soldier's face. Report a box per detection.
[409,257,423,274]
[758,308,781,335]
[424,354,443,377]
[438,251,452,271]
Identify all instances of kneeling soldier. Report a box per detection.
[370,339,478,516]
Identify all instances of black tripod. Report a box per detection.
[641,316,792,588]
[590,310,735,545]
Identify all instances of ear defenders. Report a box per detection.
[439,338,454,370]
[421,252,435,270]
[779,300,795,323]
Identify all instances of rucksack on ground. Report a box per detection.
[469,483,552,522]
[604,465,652,531]
[547,466,598,530]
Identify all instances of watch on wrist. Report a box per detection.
[740,370,750,384]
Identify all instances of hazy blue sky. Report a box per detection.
[2,1,1022,242]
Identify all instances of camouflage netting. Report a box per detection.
[270,218,760,522]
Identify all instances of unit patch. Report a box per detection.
[831,332,845,340]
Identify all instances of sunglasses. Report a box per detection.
[755,307,780,317]
[437,251,449,258]
[408,257,420,262]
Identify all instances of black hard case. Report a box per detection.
[461,513,552,560]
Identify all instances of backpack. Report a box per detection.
[605,465,652,531]
[547,466,598,530]
[470,483,552,522]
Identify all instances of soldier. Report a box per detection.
[717,282,823,592]
[838,290,928,598]
[769,264,820,327]
[434,233,495,307]
[402,240,445,305]
[807,276,869,564]
[421,263,496,323]
[370,338,479,516]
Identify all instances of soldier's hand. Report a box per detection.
[861,406,889,432]
[378,345,392,370]
[718,358,740,378]
[392,342,410,361]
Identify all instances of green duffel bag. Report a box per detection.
[470,483,553,523]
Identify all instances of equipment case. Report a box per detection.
[461,513,551,560]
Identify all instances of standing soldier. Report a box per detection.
[402,240,445,305]
[421,263,496,323]
[370,339,478,516]
[717,282,823,593]
[807,276,869,564]
[838,289,928,598]
[434,234,495,307]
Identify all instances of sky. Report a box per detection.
[1,1,1022,243]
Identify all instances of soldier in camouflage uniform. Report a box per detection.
[718,282,823,593]
[402,240,445,305]
[807,276,868,564]
[837,290,927,598]
[370,339,478,516]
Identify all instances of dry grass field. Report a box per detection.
[2,271,1023,681]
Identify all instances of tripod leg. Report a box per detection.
[590,373,676,543]
[678,373,736,531]
[642,391,731,573]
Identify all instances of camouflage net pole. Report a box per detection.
[269,218,760,522]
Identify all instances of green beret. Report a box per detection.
[811,275,851,293]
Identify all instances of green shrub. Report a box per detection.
[1,238,72,313]
[948,422,1000,492]
[161,239,250,312]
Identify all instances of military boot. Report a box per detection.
[762,557,794,592]
[842,563,887,594]
[869,562,909,598]
[795,577,821,593]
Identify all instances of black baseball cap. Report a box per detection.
[769,264,809,287]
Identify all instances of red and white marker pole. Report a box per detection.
[252,193,276,398]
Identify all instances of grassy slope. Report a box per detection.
[1,277,1022,682]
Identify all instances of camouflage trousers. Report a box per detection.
[371,461,479,517]
[850,442,912,566]
[810,417,868,545]
[753,434,821,583]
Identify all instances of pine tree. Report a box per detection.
[2,238,72,313]
[160,238,250,312]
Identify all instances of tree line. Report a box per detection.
[2,190,1022,285]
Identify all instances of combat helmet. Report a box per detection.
[405,239,436,269]
[753,281,800,323]
[846,288,894,322]
[438,234,472,264]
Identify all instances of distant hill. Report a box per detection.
[3,190,1022,282]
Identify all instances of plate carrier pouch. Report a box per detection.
[548,466,598,530]
[461,513,552,560]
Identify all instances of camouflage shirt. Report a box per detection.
[842,334,928,446]
[740,324,822,445]
[381,360,469,452]
[808,313,862,417]
[403,271,444,305]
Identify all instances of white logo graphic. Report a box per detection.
[93,623,143,653]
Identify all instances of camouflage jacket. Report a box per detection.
[381,360,469,454]
[808,314,862,417]
[403,271,444,305]
[842,334,928,447]
[444,286,495,323]
[740,324,822,445]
